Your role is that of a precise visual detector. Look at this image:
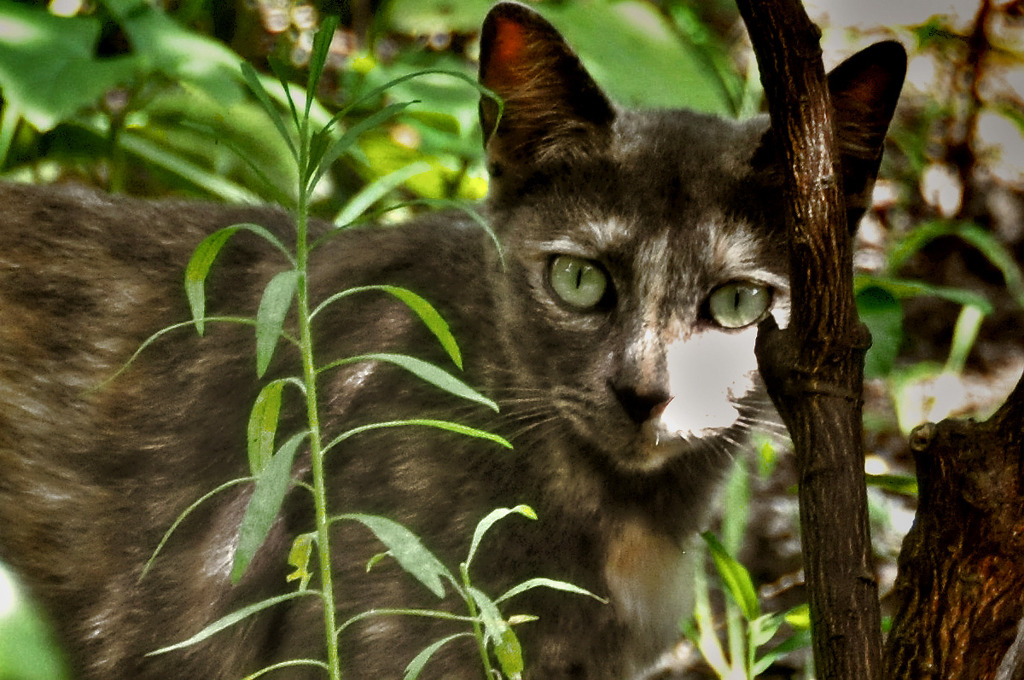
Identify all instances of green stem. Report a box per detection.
[295,187,341,679]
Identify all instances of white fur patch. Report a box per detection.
[659,326,760,437]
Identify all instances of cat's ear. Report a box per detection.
[828,41,907,225]
[478,1,615,173]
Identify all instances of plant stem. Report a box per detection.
[294,187,342,679]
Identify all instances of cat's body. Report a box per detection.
[0,3,905,678]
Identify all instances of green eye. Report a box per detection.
[708,281,772,329]
[549,255,608,309]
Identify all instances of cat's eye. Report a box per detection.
[707,281,772,329]
[549,255,609,310]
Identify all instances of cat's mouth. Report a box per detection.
[618,396,746,473]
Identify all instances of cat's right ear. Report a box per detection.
[478,1,615,175]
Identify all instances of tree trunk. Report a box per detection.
[734,2,883,679]
[885,372,1024,680]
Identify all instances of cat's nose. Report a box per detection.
[609,382,671,425]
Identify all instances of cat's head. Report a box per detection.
[477,1,905,473]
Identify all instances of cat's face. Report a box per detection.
[477,2,905,473]
[488,111,790,472]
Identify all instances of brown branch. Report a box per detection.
[735,2,882,679]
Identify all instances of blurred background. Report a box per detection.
[0,0,1022,677]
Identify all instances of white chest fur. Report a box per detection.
[604,518,696,673]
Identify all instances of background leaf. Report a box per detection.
[701,532,760,621]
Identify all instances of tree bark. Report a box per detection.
[884,372,1024,680]
[735,2,883,679]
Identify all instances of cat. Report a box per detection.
[0,2,905,679]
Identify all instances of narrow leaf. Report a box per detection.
[336,513,453,598]
[749,611,786,648]
[466,506,536,570]
[185,227,241,335]
[701,531,760,621]
[312,101,418,189]
[184,223,296,337]
[232,431,307,583]
[255,270,300,377]
[247,380,285,475]
[311,285,462,370]
[305,16,340,119]
[495,577,608,606]
[320,353,497,411]
[334,162,431,228]
[241,61,297,162]
[403,634,469,680]
[323,419,512,456]
[242,659,330,680]
[140,477,253,581]
[382,287,463,370]
[147,590,318,656]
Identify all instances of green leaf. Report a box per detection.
[247,381,286,475]
[323,419,512,455]
[946,303,985,374]
[0,2,137,131]
[114,129,264,204]
[320,353,497,411]
[311,101,419,190]
[381,287,463,370]
[184,223,293,336]
[241,61,297,163]
[337,513,454,598]
[104,0,243,101]
[286,532,315,592]
[749,612,786,649]
[305,15,341,119]
[854,274,993,314]
[493,626,524,678]
[753,626,813,675]
[466,506,536,570]
[334,162,432,228]
[495,577,607,606]
[140,477,253,581]
[184,225,239,336]
[147,590,318,656]
[256,270,300,377]
[866,473,919,496]
[311,285,463,370]
[403,634,469,680]
[466,586,524,677]
[232,431,307,583]
[701,532,760,621]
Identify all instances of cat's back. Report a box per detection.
[0,181,493,678]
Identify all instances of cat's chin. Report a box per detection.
[615,420,714,473]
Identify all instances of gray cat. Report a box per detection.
[0,2,904,678]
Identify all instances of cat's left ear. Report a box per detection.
[828,41,907,226]
[478,1,615,175]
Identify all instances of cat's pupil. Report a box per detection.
[707,281,772,329]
